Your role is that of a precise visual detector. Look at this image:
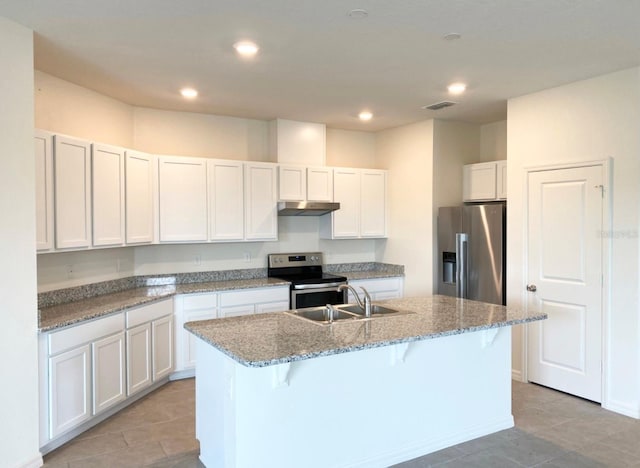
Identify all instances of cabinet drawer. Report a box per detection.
[181,292,217,310]
[219,287,289,307]
[126,299,173,328]
[49,312,124,355]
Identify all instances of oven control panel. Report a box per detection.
[268,252,323,268]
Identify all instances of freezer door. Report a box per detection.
[462,204,505,305]
[437,207,462,298]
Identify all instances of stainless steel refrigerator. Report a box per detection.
[437,202,506,305]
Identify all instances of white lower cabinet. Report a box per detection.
[173,286,289,376]
[152,315,174,381]
[126,299,174,395]
[92,332,126,415]
[126,323,152,396]
[43,312,124,441]
[48,344,91,438]
[346,277,404,302]
[174,293,217,374]
[40,298,174,451]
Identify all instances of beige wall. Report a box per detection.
[35,71,134,147]
[375,120,435,296]
[133,107,271,161]
[480,120,507,162]
[326,128,377,168]
[0,17,41,468]
[507,67,640,416]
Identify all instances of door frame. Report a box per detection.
[520,158,612,406]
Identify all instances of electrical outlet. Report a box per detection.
[66,264,73,279]
[243,252,251,262]
[194,255,202,266]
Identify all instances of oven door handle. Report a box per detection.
[292,282,346,290]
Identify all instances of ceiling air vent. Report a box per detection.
[422,101,457,111]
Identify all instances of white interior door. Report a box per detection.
[526,164,603,402]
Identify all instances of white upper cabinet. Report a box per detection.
[462,160,507,201]
[35,130,54,251]
[306,167,333,202]
[125,151,155,244]
[330,168,360,238]
[244,163,278,241]
[54,135,92,249]
[360,169,387,237]
[92,143,125,247]
[496,160,507,200]
[208,160,244,241]
[321,168,387,239]
[278,165,333,202]
[158,156,208,242]
[278,165,306,201]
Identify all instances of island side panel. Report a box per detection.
[195,327,513,468]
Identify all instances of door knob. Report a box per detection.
[526,284,537,292]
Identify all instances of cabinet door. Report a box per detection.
[496,160,507,200]
[244,163,277,241]
[307,167,333,202]
[183,310,216,369]
[463,162,497,201]
[35,130,54,251]
[360,170,387,238]
[92,144,125,246]
[54,135,92,249]
[278,165,306,201]
[158,156,207,242]
[125,151,155,244]
[331,168,360,238]
[126,323,152,396]
[152,315,173,381]
[208,160,244,241]
[92,332,126,415]
[49,344,91,438]
[255,301,290,314]
[219,305,255,318]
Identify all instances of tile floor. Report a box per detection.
[43,379,640,467]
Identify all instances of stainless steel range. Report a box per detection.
[267,252,348,309]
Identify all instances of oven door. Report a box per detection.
[291,284,346,309]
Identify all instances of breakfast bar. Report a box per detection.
[185,295,546,468]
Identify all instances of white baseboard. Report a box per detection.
[170,368,195,380]
[603,399,640,419]
[511,369,524,382]
[14,453,43,468]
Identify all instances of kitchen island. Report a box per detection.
[185,295,546,468]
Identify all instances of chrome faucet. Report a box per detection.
[338,284,372,318]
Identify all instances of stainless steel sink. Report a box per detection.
[337,304,402,316]
[286,305,360,325]
[286,303,413,325]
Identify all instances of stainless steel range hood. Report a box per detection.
[277,201,340,216]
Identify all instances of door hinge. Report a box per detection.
[595,184,604,198]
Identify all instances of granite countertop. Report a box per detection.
[184,295,547,368]
[38,278,290,332]
[37,263,404,332]
[38,286,177,332]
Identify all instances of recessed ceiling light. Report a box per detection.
[443,33,461,41]
[180,88,198,99]
[447,83,467,94]
[233,41,259,57]
[348,9,369,19]
[358,111,373,121]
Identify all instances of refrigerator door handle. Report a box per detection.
[456,233,469,298]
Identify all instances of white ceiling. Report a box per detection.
[2,0,640,131]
